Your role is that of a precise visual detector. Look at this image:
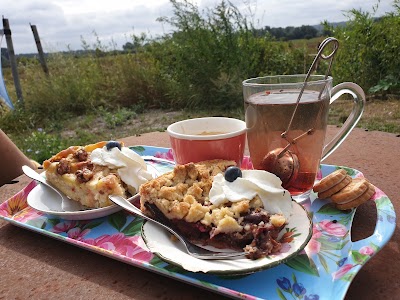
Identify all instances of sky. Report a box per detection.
[0,0,397,54]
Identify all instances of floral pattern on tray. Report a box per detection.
[0,145,396,300]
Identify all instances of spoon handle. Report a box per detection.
[22,165,87,211]
[141,156,175,165]
[22,165,64,199]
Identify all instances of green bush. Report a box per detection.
[19,130,68,164]
[324,1,400,95]
[111,53,170,108]
[145,0,311,109]
[13,47,169,125]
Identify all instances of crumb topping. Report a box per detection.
[139,160,286,235]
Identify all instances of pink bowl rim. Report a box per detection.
[167,117,246,140]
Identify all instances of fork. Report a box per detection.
[109,195,247,260]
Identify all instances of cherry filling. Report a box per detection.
[144,203,285,260]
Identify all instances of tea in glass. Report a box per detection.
[245,90,329,196]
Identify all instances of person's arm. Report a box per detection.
[0,129,38,186]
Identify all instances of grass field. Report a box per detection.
[329,98,400,133]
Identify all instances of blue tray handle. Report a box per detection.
[351,193,396,254]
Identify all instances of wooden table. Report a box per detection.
[0,126,398,299]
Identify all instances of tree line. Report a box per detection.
[122,24,324,52]
[254,25,322,40]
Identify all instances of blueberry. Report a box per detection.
[106,141,122,151]
[224,166,242,182]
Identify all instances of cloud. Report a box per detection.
[1,0,172,53]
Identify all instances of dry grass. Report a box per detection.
[329,97,400,134]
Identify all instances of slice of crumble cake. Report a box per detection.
[139,159,292,259]
[43,141,153,209]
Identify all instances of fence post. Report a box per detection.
[30,23,49,75]
[2,17,24,106]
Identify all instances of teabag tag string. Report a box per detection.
[261,37,339,186]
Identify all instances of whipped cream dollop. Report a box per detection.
[209,170,292,219]
[90,146,153,192]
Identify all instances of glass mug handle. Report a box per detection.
[321,82,366,161]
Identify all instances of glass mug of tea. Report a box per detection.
[243,74,365,201]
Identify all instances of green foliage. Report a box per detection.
[111,52,169,108]
[324,1,400,95]
[151,0,249,108]
[257,25,319,40]
[20,130,68,164]
[0,103,39,132]
[21,52,108,118]
[148,0,309,109]
[12,39,169,125]
[369,75,400,95]
[98,106,136,128]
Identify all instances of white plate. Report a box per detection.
[142,201,312,274]
[27,184,135,220]
[27,162,160,221]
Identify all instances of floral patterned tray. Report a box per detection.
[0,146,396,300]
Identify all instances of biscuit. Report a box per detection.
[313,169,347,193]
[335,182,376,210]
[331,178,369,204]
[317,175,352,199]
